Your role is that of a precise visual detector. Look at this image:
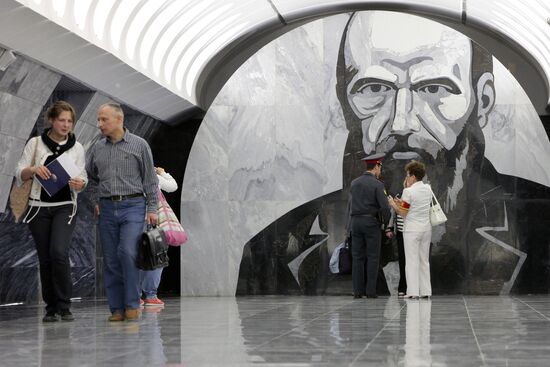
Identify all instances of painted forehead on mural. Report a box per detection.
[337,11,494,165]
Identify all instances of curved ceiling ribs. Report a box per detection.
[8,0,550,120]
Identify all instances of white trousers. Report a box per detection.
[403,230,432,297]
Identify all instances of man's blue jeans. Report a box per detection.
[99,197,145,313]
[141,268,163,299]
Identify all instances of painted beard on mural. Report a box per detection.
[237,11,548,296]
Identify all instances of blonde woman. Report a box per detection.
[15,101,87,322]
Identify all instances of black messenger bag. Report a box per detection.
[137,225,169,270]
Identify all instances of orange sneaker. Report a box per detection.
[144,297,164,307]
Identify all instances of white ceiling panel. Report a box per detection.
[2,0,549,121]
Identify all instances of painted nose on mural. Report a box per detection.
[391,88,421,134]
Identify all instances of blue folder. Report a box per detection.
[36,153,79,197]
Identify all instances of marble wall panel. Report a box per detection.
[0,57,60,105]
[69,195,96,265]
[0,56,61,215]
[71,267,95,299]
[0,267,39,303]
[0,174,13,212]
[180,200,301,296]
[73,122,101,151]
[214,45,276,107]
[483,61,550,187]
[0,93,44,140]
[0,216,38,303]
[274,23,325,107]
[180,201,230,296]
[181,106,229,202]
[181,19,345,296]
[95,258,105,299]
[0,133,25,176]
[125,115,160,141]
[73,92,112,150]
[224,105,346,202]
[78,93,111,126]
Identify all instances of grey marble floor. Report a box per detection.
[1,295,550,366]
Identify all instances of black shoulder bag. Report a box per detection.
[137,225,169,270]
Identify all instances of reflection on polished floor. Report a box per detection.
[1,295,550,366]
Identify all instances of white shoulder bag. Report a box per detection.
[429,188,447,226]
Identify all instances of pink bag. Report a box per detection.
[157,189,188,246]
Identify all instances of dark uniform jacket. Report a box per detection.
[348,171,391,226]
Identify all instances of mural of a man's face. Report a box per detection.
[342,12,494,169]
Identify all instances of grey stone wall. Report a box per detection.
[0,56,61,303]
[0,56,61,212]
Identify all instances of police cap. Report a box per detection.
[361,152,385,165]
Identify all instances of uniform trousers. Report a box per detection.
[351,216,381,296]
[403,230,432,297]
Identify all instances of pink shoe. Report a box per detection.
[144,297,164,307]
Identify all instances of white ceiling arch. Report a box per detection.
[4,0,550,121]
[12,0,276,107]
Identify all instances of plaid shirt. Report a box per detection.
[86,129,158,213]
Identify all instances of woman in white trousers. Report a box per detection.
[389,161,433,299]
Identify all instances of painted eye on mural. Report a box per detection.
[348,78,396,112]
[350,78,395,96]
[412,78,461,97]
[357,83,392,94]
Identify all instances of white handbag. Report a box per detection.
[429,188,447,226]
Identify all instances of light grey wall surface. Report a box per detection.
[181,17,348,296]
[73,93,112,152]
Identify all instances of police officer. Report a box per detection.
[348,153,391,299]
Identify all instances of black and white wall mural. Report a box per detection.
[182,11,550,296]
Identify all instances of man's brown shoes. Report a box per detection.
[108,312,125,322]
[125,308,140,321]
[108,308,141,322]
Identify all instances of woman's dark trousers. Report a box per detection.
[28,205,76,313]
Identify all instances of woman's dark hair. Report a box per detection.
[405,160,426,180]
[46,101,76,125]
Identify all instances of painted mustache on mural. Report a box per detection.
[376,135,436,164]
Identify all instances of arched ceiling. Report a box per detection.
[3,0,550,121]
